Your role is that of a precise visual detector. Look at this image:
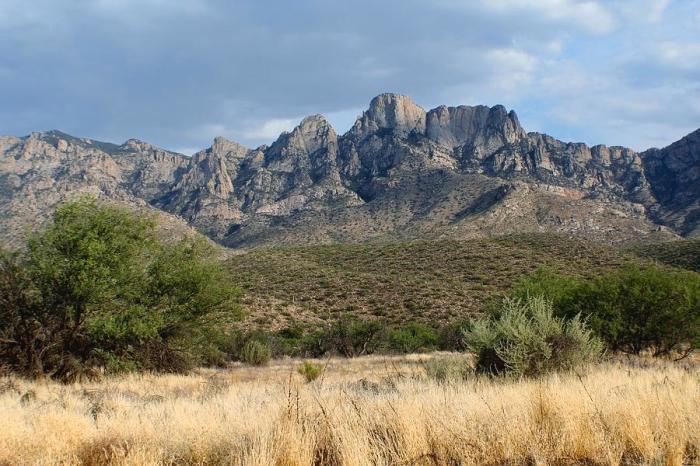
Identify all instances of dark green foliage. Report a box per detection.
[508,268,583,309]
[387,322,438,353]
[0,198,242,380]
[511,265,700,356]
[309,318,388,357]
[228,319,447,359]
[437,319,471,351]
[463,296,603,377]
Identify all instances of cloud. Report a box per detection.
[0,0,697,153]
[613,0,671,23]
[481,0,617,34]
[242,119,298,141]
[654,41,700,70]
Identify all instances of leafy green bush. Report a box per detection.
[297,360,322,382]
[388,323,438,353]
[0,198,242,380]
[463,296,603,377]
[240,340,271,366]
[304,317,388,357]
[511,265,700,356]
[423,355,471,383]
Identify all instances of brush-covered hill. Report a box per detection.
[227,233,653,330]
[632,238,700,272]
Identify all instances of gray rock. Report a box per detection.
[1,94,696,249]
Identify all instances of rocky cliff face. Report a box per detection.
[1,94,696,248]
[641,128,700,236]
[0,131,198,248]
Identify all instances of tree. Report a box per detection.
[0,197,242,379]
[509,265,700,357]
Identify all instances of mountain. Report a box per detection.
[0,131,199,248]
[641,128,700,237]
[1,93,697,249]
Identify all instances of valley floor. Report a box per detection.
[1,354,698,465]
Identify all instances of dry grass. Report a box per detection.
[1,355,698,465]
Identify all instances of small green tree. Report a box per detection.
[297,360,322,382]
[463,296,603,377]
[307,317,387,357]
[0,197,242,379]
[510,265,700,356]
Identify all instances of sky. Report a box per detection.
[0,0,699,154]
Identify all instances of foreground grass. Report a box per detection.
[1,355,698,465]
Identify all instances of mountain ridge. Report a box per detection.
[1,93,697,248]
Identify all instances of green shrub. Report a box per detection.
[297,360,322,382]
[305,317,388,357]
[511,265,700,356]
[0,197,242,380]
[388,323,438,353]
[423,355,471,382]
[463,296,603,377]
[437,320,471,351]
[509,268,584,311]
[240,340,271,366]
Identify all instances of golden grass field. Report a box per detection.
[1,354,698,466]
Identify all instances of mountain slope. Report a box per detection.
[227,234,646,330]
[642,128,700,237]
[0,131,200,248]
[1,94,696,248]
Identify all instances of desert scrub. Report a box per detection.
[240,340,271,366]
[423,354,471,383]
[463,295,603,377]
[297,361,322,382]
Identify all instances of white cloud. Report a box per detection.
[172,147,200,156]
[614,0,671,23]
[483,48,538,94]
[654,41,700,69]
[242,119,297,141]
[1,0,698,154]
[481,0,617,34]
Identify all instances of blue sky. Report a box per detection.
[1,0,698,153]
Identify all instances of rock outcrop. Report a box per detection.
[642,128,700,236]
[1,94,697,248]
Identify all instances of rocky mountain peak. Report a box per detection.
[351,93,427,138]
[425,104,525,148]
[210,136,249,160]
[1,94,698,248]
[121,138,157,153]
[269,114,338,160]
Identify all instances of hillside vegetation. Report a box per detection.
[632,238,700,272]
[228,234,642,330]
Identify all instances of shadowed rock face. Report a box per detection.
[641,129,700,236]
[1,94,696,248]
